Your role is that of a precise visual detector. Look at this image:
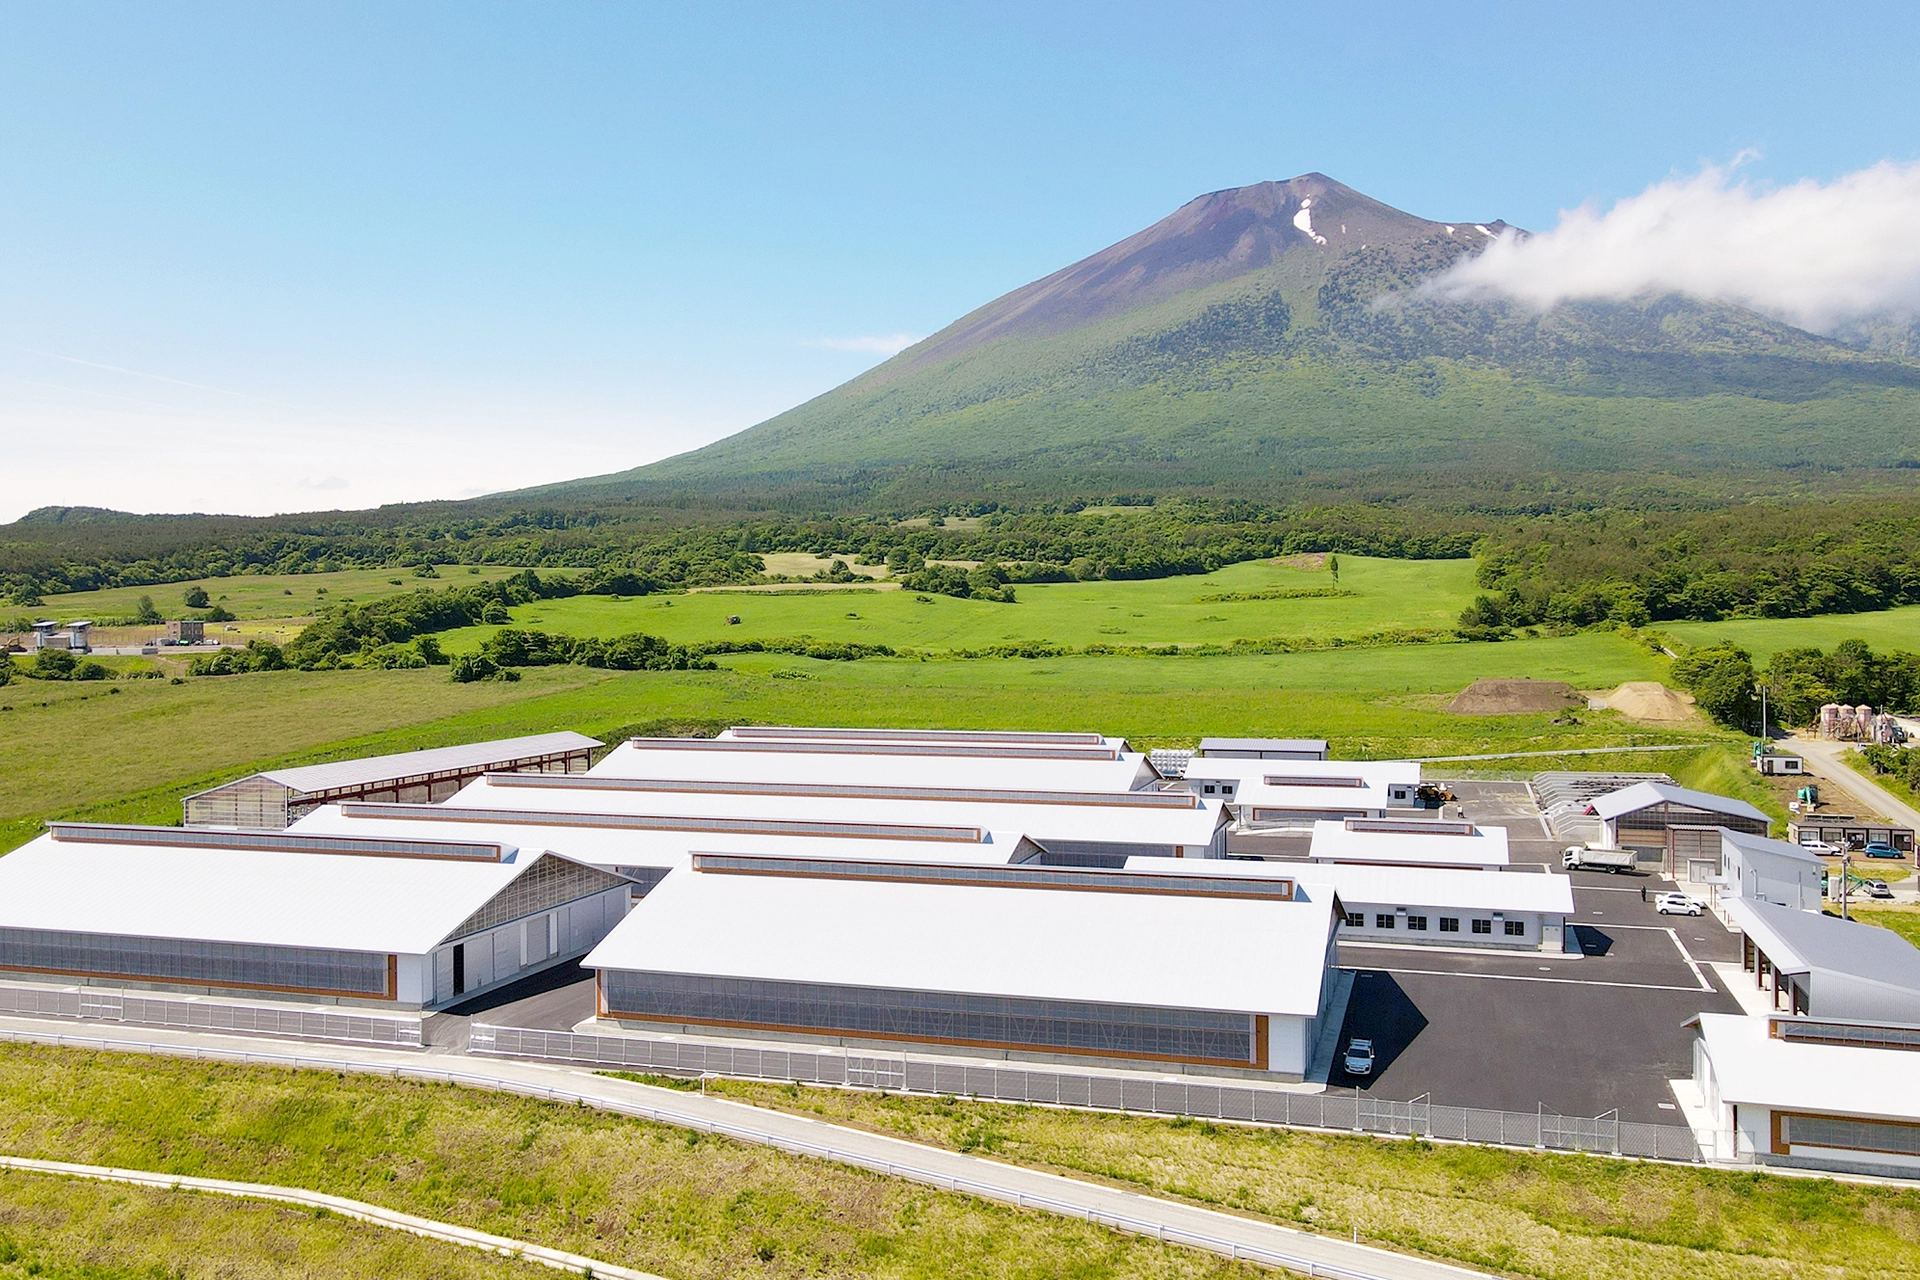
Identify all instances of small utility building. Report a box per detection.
[183,732,601,829]
[1666,827,1824,911]
[1722,896,1920,1021]
[0,824,632,1009]
[1589,782,1770,850]
[584,853,1342,1079]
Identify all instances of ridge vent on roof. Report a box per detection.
[1264,775,1366,788]
[690,853,1296,900]
[627,737,1119,761]
[1771,1017,1920,1052]
[340,803,986,843]
[479,772,1196,809]
[1343,818,1479,836]
[726,726,1106,745]
[49,822,509,862]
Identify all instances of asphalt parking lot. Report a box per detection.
[1330,866,1746,1122]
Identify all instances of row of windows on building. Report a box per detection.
[1343,911,1525,937]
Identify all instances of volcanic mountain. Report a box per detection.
[545,174,1920,507]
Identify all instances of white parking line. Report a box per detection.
[1364,967,1713,994]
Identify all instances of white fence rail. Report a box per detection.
[0,983,422,1048]
[472,1024,1700,1163]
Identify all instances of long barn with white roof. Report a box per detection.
[426,772,1228,863]
[0,823,631,1009]
[591,735,1162,792]
[584,853,1343,1079]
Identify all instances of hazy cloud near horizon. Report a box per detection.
[1430,160,1920,334]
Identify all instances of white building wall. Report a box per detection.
[426,886,629,1009]
[1337,901,1550,950]
[1266,1013,1312,1077]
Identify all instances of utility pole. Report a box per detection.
[1758,681,1769,740]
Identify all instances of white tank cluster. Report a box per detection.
[1817,703,1900,741]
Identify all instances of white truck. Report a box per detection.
[1562,845,1638,873]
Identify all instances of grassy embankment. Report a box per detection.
[1,629,1723,854]
[0,1045,1258,1280]
[0,1169,568,1280]
[4,1044,1919,1280]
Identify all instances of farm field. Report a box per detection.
[435,555,1482,654]
[19,564,557,625]
[708,1079,1920,1280]
[0,1044,1262,1280]
[1,629,1713,854]
[1661,604,1920,666]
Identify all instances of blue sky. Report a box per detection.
[2,2,1916,520]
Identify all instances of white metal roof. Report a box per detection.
[0,831,577,955]
[1185,758,1420,785]
[1722,829,1826,867]
[720,725,1126,749]
[1197,738,1329,755]
[589,740,1157,792]
[1590,781,1769,824]
[1306,819,1510,867]
[230,732,602,798]
[1696,1013,1920,1122]
[288,806,1029,871]
[1123,856,1565,912]
[585,865,1339,1017]
[1722,897,1920,992]
[441,776,1223,848]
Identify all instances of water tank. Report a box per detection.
[1821,703,1841,737]
[1857,705,1876,739]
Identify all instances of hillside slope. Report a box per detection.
[540,174,1920,507]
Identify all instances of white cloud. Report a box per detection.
[1429,160,1920,334]
[807,333,922,355]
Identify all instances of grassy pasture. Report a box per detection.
[437,555,1480,654]
[22,565,549,624]
[0,630,1706,853]
[1661,604,1920,665]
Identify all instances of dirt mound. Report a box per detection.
[1600,681,1697,724]
[1447,678,1584,715]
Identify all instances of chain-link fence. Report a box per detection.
[473,1023,1700,1162]
[0,981,423,1047]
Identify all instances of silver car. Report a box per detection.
[1343,1037,1375,1076]
[1656,892,1704,916]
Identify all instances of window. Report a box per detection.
[1406,915,1428,931]
[1343,911,1365,928]
[1504,920,1526,937]
[1375,913,1396,929]
[1439,917,1460,933]
[1221,784,1235,797]
[1471,919,1492,935]
[1203,784,1217,794]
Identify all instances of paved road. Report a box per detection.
[0,1016,1487,1280]
[1795,738,1920,831]
[0,1155,662,1280]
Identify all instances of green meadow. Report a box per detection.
[435,555,1481,654]
[18,564,548,625]
[1661,604,1920,666]
[2,629,1718,853]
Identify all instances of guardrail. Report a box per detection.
[0,983,422,1048]
[473,1024,1701,1164]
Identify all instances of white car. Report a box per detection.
[1655,892,1704,916]
[1799,840,1842,856]
[1343,1037,1375,1076]
[1864,879,1894,899]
